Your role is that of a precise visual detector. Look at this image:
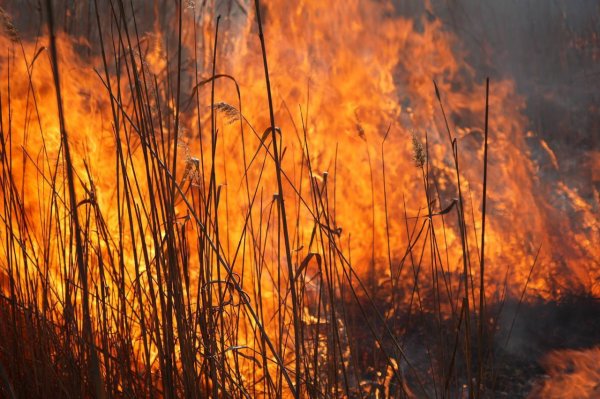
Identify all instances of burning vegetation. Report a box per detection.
[0,0,598,398]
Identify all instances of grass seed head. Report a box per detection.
[412,133,426,168]
[0,7,19,43]
[213,102,241,125]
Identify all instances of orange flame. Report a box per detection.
[0,0,599,396]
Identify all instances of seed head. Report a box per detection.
[213,102,241,125]
[0,7,19,43]
[411,133,426,168]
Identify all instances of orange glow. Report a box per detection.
[1,0,598,397]
[529,347,600,398]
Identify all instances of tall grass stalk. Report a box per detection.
[0,3,518,398]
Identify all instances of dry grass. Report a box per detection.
[0,1,537,398]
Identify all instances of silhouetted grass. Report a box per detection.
[0,1,548,398]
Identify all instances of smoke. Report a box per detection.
[393,0,600,295]
[415,0,599,201]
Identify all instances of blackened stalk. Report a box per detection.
[477,77,490,398]
[253,1,301,396]
[44,1,105,398]
[208,15,224,398]
[434,79,474,398]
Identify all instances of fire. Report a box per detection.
[218,0,599,296]
[529,347,600,398]
[0,0,598,397]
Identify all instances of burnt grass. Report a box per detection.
[492,294,600,396]
[338,290,600,397]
